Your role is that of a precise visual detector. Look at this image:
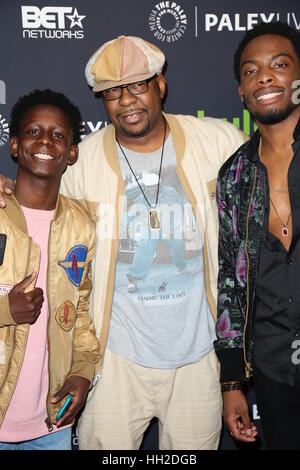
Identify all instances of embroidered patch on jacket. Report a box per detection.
[58,245,88,286]
[0,284,13,296]
[55,301,76,332]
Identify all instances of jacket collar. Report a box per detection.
[53,193,64,221]
[243,129,261,163]
[293,116,300,141]
[4,194,27,234]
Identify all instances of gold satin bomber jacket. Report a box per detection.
[0,193,100,429]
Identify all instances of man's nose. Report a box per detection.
[257,67,275,85]
[37,132,53,146]
[118,87,137,106]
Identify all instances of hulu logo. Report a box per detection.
[197,109,258,136]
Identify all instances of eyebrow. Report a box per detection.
[241,52,294,69]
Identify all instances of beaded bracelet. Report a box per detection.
[221,381,243,392]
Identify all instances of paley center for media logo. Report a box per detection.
[193,10,300,34]
[149,1,187,42]
[80,120,108,139]
[21,5,86,39]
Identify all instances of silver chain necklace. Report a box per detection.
[116,117,167,230]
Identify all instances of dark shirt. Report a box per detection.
[253,123,300,386]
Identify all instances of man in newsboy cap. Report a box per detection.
[62,35,248,451]
[0,35,247,450]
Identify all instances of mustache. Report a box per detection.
[117,108,147,119]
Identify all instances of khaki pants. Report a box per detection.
[78,348,222,450]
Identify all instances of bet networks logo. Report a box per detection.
[21,6,86,39]
[149,1,187,43]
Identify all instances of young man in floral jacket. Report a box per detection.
[215,22,300,449]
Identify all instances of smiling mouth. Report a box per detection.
[256,91,284,102]
[119,110,145,122]
[32,153,54,160]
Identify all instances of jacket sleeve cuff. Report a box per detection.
[69,351,95,390]
[0,294,17,327]
[215,348,245,382]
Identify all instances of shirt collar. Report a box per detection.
[293,116,300,141]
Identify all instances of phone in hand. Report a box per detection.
[56,394,73,421]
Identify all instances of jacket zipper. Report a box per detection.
[243,166,257,379]
[44,220,53,431]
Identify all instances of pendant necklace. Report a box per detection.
[116,116,167,230]
[258,138,291,237]
[270,198,291,237]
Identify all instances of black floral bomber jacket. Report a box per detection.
[214,130,267,383]
[214,121,300,383]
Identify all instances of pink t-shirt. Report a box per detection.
[0,206,61,442]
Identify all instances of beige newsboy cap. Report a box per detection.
[85,35,165,92]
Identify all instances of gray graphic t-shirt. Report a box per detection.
[107,134,216,368]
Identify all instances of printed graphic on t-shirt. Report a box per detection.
[116,167,203,303]
[108,135,215,368]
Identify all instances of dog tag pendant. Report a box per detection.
[149,209,160,230]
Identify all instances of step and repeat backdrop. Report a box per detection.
[0,0,299,450]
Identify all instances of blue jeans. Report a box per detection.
[0,428,71,450]
[129,237,185,280]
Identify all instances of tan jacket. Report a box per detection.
[60,113,247,375]
[0,194,100,428]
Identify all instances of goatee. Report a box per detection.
[244,99,299,125]
[118,117,151,138]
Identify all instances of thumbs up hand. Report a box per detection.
[8,272,44,325]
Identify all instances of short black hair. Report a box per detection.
[9,88,82,144]
[234,21,300,83]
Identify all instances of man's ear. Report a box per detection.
[10,137,18,158]
[156,74,167,100]
[67,144,79,167]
